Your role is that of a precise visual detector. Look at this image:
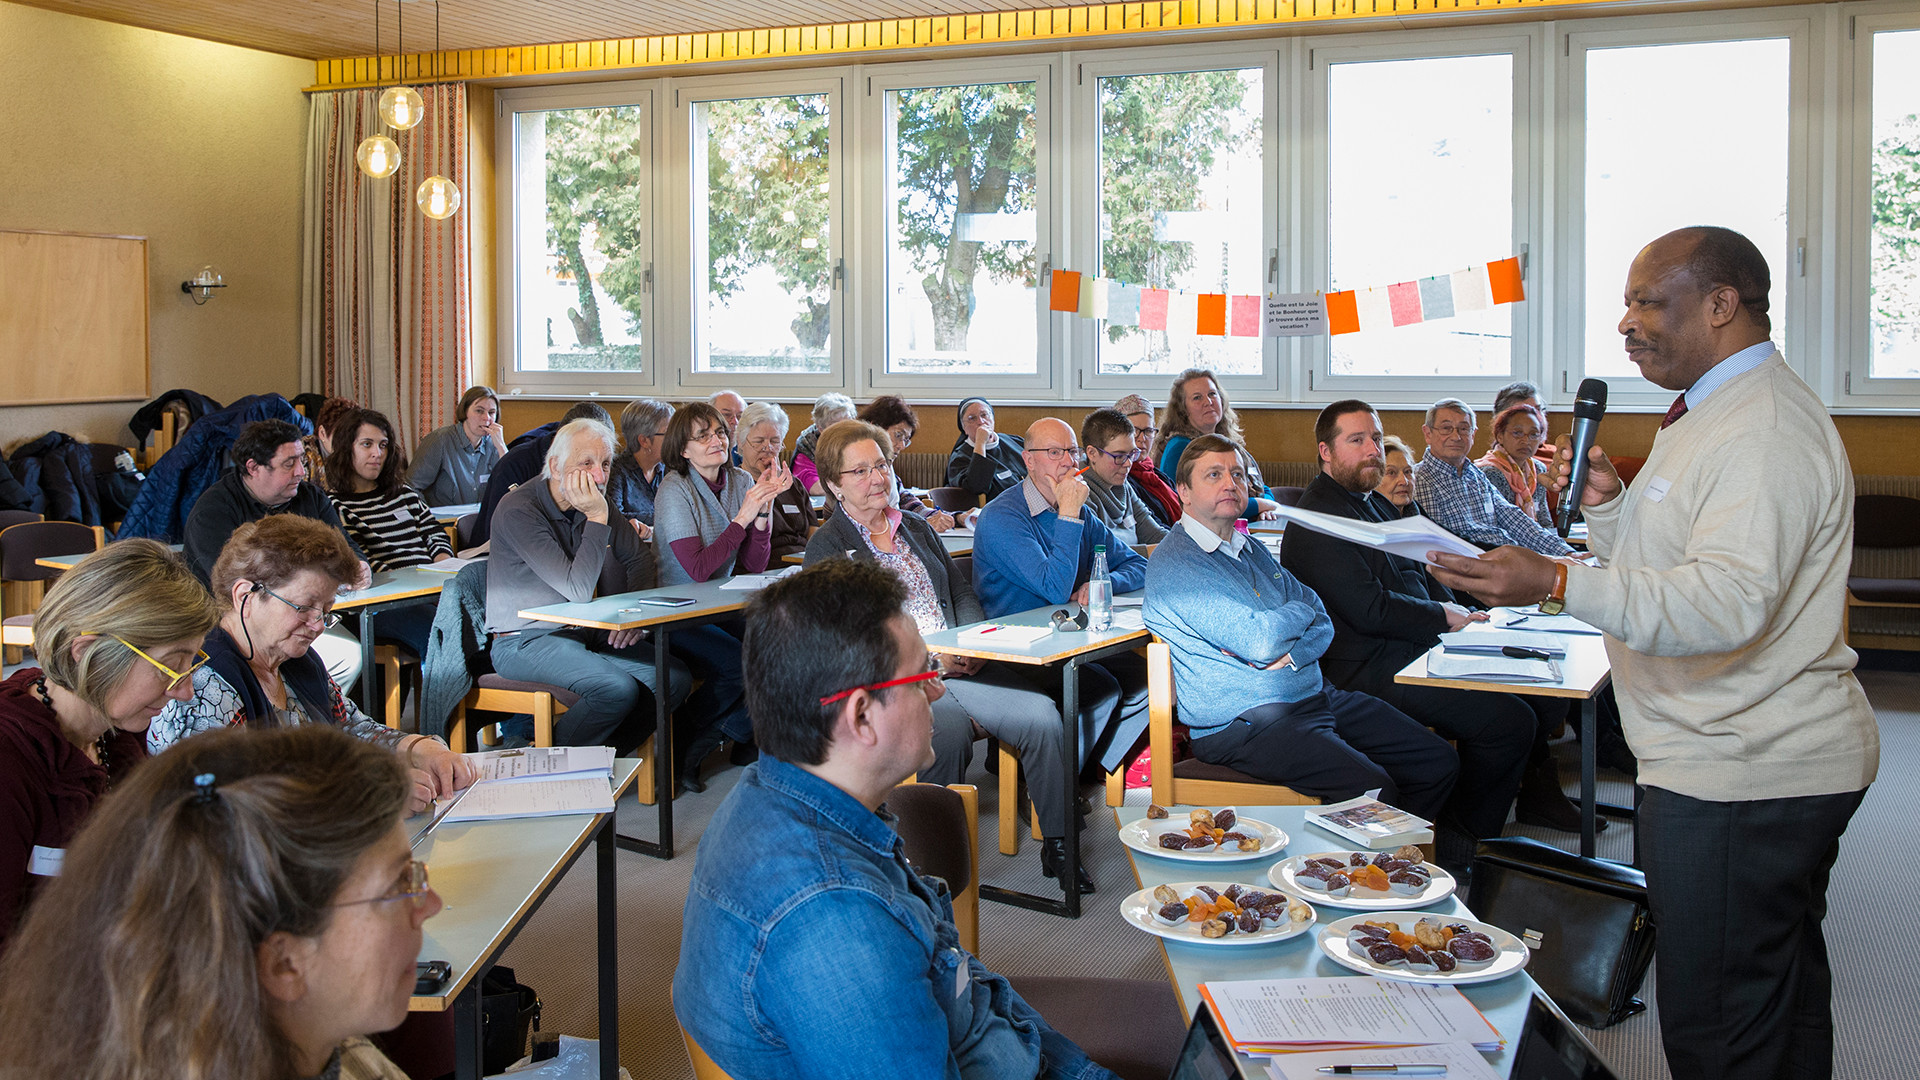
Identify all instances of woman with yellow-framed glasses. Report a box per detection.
[0,538,220,955]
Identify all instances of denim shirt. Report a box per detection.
[674,757,1114,1080]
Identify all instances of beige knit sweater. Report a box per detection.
[1565,353,1878,802]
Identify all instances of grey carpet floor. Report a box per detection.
[494,667,1920,1080]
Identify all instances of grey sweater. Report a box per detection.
[485,479,654,633]
[1083,475,1167,546]
[654,467,772,587]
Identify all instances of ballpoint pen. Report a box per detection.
[1315,1065,1447,1075]
[1502,645,1552,661]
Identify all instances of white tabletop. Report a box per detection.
[1392,620,1612,701]
[518,576,749,632]
[1119,803,1542,1077]
[333,565,453,611]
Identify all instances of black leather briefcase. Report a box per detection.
[1468,836,1654,1029]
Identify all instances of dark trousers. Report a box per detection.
[1188,686,1458,822]
[668,622,751,746]
[929,662,1077,836]
[1639,785,1866,1080]
[490,627,692,750]
[1345,676,1537,841]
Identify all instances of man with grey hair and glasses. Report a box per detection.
[1413,398,1575,557]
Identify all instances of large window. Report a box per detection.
[1870,28,1920,379]
[1327,52,1514,379]
[884,81,1039,376]
[690,92,834,375]
[506,98,652,385]
[1581,38,1791,380]
[1095,68,1264,377]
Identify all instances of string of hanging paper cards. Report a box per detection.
[1045,256,1525,338]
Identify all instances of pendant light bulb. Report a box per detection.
[416,175,462,219]
[356,135,401,178]
[378,86,424,130]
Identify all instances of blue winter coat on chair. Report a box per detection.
[115,394,311,542]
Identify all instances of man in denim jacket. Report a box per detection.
[674,560,1117,1080]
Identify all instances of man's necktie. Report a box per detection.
[1660,393,1689,430]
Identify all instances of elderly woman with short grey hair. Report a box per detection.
[735,401,813,561]
[791,392,856,495]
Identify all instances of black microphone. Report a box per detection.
[1556,379,1608,536]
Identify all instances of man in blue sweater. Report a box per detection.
[972,418,1152,860]
[1143,434,1457,823]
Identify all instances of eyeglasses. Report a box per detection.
[889,429,914,450]
[257,584,343,629]
[330,859,432,910]
[1027,446,1082,463]
[691,428,730,446]
[1130,424,1157,439]
[838,459,893,484]
[92,634,210,692]
[1088,445,1141,466]
[1429,423,1476,438]
[819,668,943,706]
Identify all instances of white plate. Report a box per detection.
[1120,882,1316,948]
[1317,913,1528,986]
[1118,813,1289,864]
[1267,853,1457,911]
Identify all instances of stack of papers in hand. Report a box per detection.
[717,566,804,591]
[1268,505,1480,566]
[1424,645,1561,684]
[437,746,618,824]
[1439,629,1569,657]
[1199,978,1503,1056]
[956,622,1054,646]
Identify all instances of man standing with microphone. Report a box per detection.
[1428,226,1877,1080]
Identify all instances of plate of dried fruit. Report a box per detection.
[1120,882,1316,947]
[1118,806,1288,863]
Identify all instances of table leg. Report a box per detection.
[359,607,378,712]
[596,815,619,1080]
[453,980,484,1080]
[1060,656,1082,919]
[1580,696,1597,858]
[615,627,675,858]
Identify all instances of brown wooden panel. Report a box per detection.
[0,230,148,405]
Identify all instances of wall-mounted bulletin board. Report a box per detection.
[0,229,150,405]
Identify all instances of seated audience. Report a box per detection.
[0,539,219,954]
[608,397,673,540]
[1143,435,1457,822]
[1477,403,1554,528]
[0,725,438,1080]
[1283,401,1584,845]
[736,400,814,562]
[805,421,1088,892]
[792,392,856,495]
[324,408,452,659]
[1114,394,1180,528]
[1494,380,1553,457]
[486,418,694,757]
[857,395,954,530]
[183,418,369,688]
[674,559,1121,1080]
[1079,407,1167,547]
[974,418,1151,798]
[1152,369,1281,520]
[303,395,358,491]
[945,397,1028,501]
[1374,435,1418,516]
[655,402,786,588]
[710,389,747,466]
[471,401,614,547]
[1414,398,1575,556]
[408,385,506,507]
[148,516,472,813]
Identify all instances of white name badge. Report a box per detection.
[995,469,1014,481]
[952,948,969,998]
[1643,476,1673,503]
[28,845,63,877]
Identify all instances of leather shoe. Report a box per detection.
[1515,770,1605,834]
[1040,838,1096,894]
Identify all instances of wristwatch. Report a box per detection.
[1540,562,1569,616]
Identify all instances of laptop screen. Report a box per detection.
[1168,1005,1246,1080]
[1508,994,1624,1080]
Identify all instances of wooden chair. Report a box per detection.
[1846,493,1920,651]
[679,1027,735,1080]
[372,645,420,731]
[447,677,657,806]
[1,521,104,663]
[928,486,980,513]
[0,511,43,533]
[889,782,981,953]
[1146,639,1320,809]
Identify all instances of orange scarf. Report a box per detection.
[1477,448,1541,510]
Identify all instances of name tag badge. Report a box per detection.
[995,469,1014,481]
[1643,476,1673,503]
[952,948,969,999]
[478,472,491,484]
[28,845,63,877]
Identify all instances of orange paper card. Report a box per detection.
[1325,291,1360,335]
[1196,293,1227,336]
[1487,257,1525,304]
[1050,270,1083,312]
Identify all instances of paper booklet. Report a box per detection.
[1303,796,1434,849]
[439,775,616,823]
[1199,978,1502,1056]
[1490,607,1603,635]
[465,745,615,784]
[956,622,1054,646]
[1438,628,1570,657]
[421,556,486,573]
[717,566,804,591]
[1424,645,1562,684]
[1268,505,1480,567]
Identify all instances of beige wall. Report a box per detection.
[0,2,311,451]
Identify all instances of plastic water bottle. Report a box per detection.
[1087,545,1113,632]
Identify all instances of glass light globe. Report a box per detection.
[416,175,462,219]
[356,135,401,178]
[191,266,223,290]
[378,86,425,130]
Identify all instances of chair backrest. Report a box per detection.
[0,521,102,581]
[888,782,981,954]
[1273,486,1306,508]
[1146,639,1318,809]
[949,553,972,583]
[455,512,479,549]
[679,1027,736,1080]
[0,511,43,533]
[1855,494,1920,550]
[928,486,980,513]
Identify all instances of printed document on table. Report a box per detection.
[421,556,486,573]
[718,566,803,590]
[1439,628,1570,657]
[1267,1042,1501,1079]
[465,746,615,784]
[1490,607,1603,635]
[440,776,616,822]
[1268,506,1480,567]
[1200,978,1502,1054]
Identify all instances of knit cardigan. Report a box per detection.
[654,467,773,586]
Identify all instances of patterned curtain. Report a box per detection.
[301,84,469,452]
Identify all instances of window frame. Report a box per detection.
[1299,28,1542,405]
[1068,44,1285,400]
[1554,11,1818,407]
[665,69,852,396]
[1838,3,1920,402]
[493,80,660,398]
[856,55,1061,399]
